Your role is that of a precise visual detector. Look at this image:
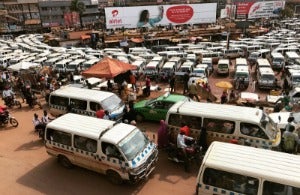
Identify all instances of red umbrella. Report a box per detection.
[82,57,136,79]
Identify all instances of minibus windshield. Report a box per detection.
[118,129,149,161]
[101,95,123,112]
[261,113,277,139]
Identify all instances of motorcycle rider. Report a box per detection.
[177,129,194,171]
[23,85,35,107]
[2,85,15,106]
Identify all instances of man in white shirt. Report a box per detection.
[177,130,194,172]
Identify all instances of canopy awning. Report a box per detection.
[25,19,41,25]
[81,35,91,40]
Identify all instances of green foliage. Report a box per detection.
[70,0,85,14]
[280,5,294,19]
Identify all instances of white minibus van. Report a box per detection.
[165,101,281,149]
[271,52,285,69]
[82,59,99,70]
[44,57,62,67]
[235,58,248,69]
[45,113,158,184]
[285,51,300,65]
[48,86,125,121]
[196,141,300,195]
[54,59,73,72]
[66,59,85,72]
[217,59,230,75]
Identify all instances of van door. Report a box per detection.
[100,142,127,176]
[73,135,104,172]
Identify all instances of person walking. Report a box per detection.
[157,120,168,149]
[183,71,190,95]
[169,74,175,93]
[188,80,200,101]
[145,76,151,97]
[282,125,299,154]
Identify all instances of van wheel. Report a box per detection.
[58,155,73,169]
[136,113,144,122]
[107,170,123,185]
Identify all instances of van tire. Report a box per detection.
[136,113,144,122]
[58,155,73,169]
[107,170,123,185]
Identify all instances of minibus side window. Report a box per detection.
[74,135,97,153]
[204,118,235,134]
[203,168,259,195]
[168,114,202,129]
[101,142,124,160]
[90,102,102,112]
[70,99,87,110]
[50,96,68,106]
[240,123,268,139]
[46,128,71,146]
[263,180,300,195]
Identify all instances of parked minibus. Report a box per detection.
[131,59,146,76]
[248,49,270,64]
[271,52,285,69]
[235,58,248,69]
[202,58,213,75]
[256,58,271,69]
[196,141,300,195]
[82,59,99,70]
[48,86,125,121]
[217,59,230,75]
[66,59,85,72]
[285,51,300,65]
[54,59,73,72]
[257,67,275,89]
[44,57,62,67]
[44,113,158,184]
[200,52,222,64]
[168,57,182,70]
[221,48,244,59]
[165,101,281,149]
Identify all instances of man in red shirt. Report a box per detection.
[96,109,105,119]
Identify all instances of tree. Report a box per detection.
[279,5,294,19]
[70,0,85,28]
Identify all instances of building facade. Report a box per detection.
[39,0,99,27]
[1,0,40,32]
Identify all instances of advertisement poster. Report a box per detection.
[221,4,236,19]
[235,1,285,19]
[105,3,217,29]
[64,12,80,27]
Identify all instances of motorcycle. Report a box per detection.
[4,96,22,109]
[26,94,42,109]
[0,110,19,127]
[167,139,202,172]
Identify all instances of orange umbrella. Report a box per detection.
[215,81,233,89]
[82,57,136,79]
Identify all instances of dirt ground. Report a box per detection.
[0,60,277,194]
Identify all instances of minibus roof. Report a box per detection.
[46,113,116,140]
[50,86,114,102]
[168,101,263,125]
[203,141,300,187]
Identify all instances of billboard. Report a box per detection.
[220,4,236,19]
[64,12,80,27]
[235,1,285,19]
[105,4,217,29]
